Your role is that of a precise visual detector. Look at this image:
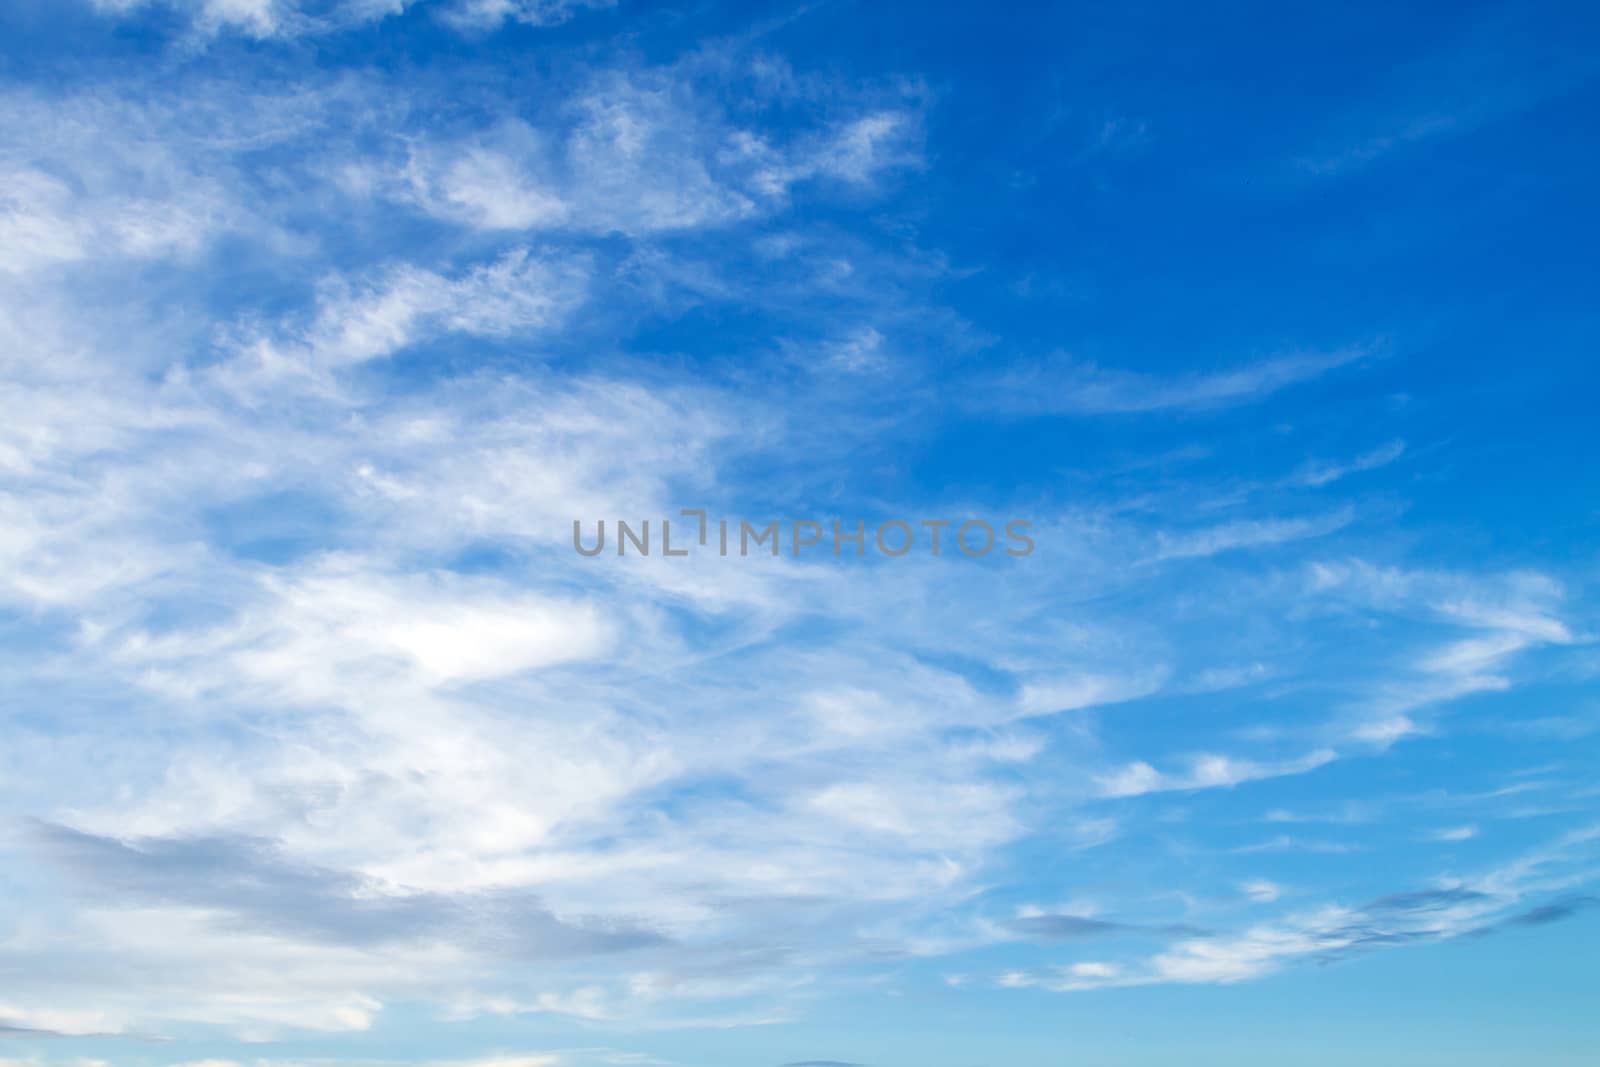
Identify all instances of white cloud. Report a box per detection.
[1288,440,1406,488]
[1154,509,1354,561]
[424,144,572,230]
[973,346,1372,416]
[803,779,1020,852]
[1007,825,1600,994]
[739,111,922,195]
[1308,561,1578,745]
[511,988,613,1022]
[1096,750,1337,799]
[0,1003,117,1037]
[438,0,612,31]
[1017,671,1166,716]
[1240,879,1282,903]
[1431,825,1479,842]
[221,248,589,389]
[1307,560,1573,643]
[365,71,921,238]
[379,94,759,237]
[0,106,236,275]
[1348,715,1427,745]
[88,0,419,39]
[237,565,614,685]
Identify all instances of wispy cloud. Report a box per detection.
[1287,440,1406,488]
[969,346,1371,416]
[88,0,421,39]
[1430,825,1479,842]
[1291,9,1600,177]
[438,0,613,33]
[1153,509,1354,561]
[1095,750,1338,799]
[1000,825,1600,992]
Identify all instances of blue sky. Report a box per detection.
[1,1,1598,1065]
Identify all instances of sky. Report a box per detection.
[1,1,1598,1066]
